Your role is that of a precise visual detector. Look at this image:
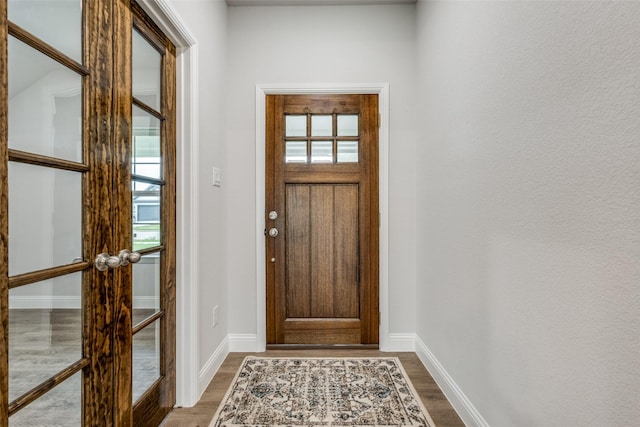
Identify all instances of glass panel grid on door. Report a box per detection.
[5,3,89,423]
[130,18,170,416]
[284,113,359,164]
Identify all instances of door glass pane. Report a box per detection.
[133,29,162,111]
[133,106,161,179]
[133,320,161,403]
[133,180,161,251]
[285,115,306,137]
[337,141,359,163]
[8,37,83,163]
[311,141,333,163]
[8,163,82,276]
[133,255,160,326]
[9,274,82,401]
[9,371,82,426]
[8,0,82,63]
[285,141,307,163]
[337,115,358,136]
[311,115,332,137]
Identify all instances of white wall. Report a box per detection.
[170,0,229,373]
[226,4,418,341]
[415,1,640,426]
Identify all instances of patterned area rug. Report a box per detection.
[209,357,436,427]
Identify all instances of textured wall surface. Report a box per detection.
[415,1,640,425]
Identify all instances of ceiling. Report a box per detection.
[226,0,416,6]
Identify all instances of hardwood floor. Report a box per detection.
[161,350,465,427]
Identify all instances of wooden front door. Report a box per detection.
[0,1,176,425]
[266,94,379,346]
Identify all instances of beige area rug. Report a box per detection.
[209,357,436,427]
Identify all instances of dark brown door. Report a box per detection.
[0,0,175,425]
[266,94,379,346]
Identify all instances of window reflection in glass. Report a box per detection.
[132,106,161,180]
[132,181,161,252]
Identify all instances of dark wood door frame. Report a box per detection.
[255,85,390,351]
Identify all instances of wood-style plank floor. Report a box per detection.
[161,350,465,427]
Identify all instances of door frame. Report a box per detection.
[255,83,390,352]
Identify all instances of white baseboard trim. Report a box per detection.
[387,333,417,352]
[198,335,229,399]
[229,334,259,352]
[9,296,161,310]
[9,296,81,309]
[415,335,489,427]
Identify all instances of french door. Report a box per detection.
[265,94,379,346]
[0,0,176,425]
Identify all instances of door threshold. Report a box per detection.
[266,344,379,350]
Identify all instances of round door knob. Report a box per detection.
[95,253,121,271]
[268,211,278,220]
[128,251,141,264]
[118,249,142,266]
[268,228,279,237]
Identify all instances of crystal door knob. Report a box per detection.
[268,210,278,220]
[118,249,142,266]
[268,228,279,237]
[95,253,121,271]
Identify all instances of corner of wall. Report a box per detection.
[197,335,230,401]
[414,335,489,427]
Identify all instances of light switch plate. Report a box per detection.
[213,167,222,187]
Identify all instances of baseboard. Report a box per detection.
[229,333,259,352]
[415,336,489,427]
[387,333,417,352]
[229,333,412,352]
[9,296,81,309]
[198,335,229,399]
[9,296,159,310]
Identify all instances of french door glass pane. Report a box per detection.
[133,255,160,325]
[133,320,161,403]
[8,163,82,276]
[8,0,82,63]
[8,37,83,163]
[8,274,82,401]
[132,180,161,252]
[133,29,162,111]
[133,106,161,179]
[9,372,82,427]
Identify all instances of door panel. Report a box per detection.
[266,94,379,346]
[285,184,359,319]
